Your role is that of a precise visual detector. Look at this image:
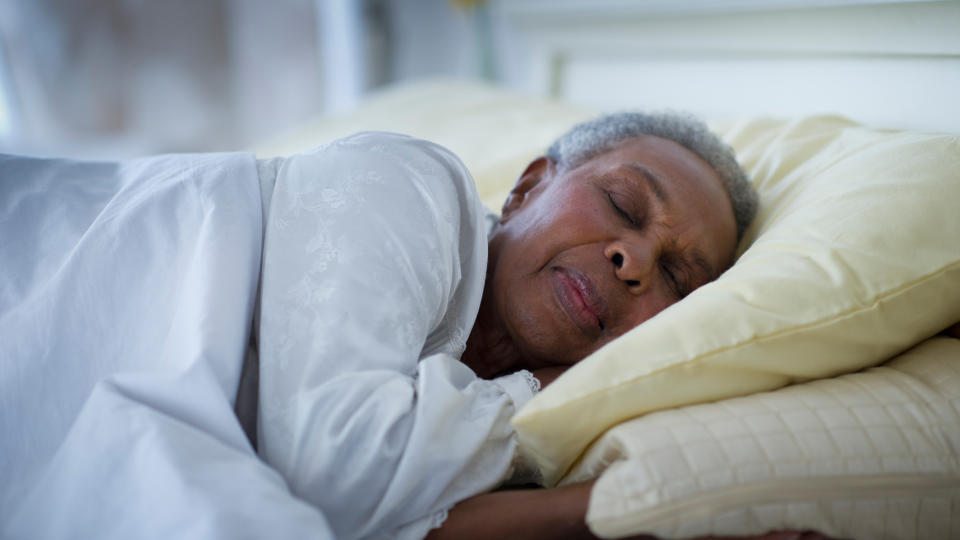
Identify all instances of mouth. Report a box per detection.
[551,267,607,334]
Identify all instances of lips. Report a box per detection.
[551,267,607,333]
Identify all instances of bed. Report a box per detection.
[252,3,960,536]
[252,78,960,538]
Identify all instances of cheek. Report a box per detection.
[556,186,605,219]
[534,191,609,247]
[494,261,594,363]
[511,191,605,267]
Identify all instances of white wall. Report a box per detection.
[488,0,960,132]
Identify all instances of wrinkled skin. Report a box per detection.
[463,135,737,378]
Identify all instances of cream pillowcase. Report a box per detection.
[512,116,960,486]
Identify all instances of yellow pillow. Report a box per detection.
[513,116,960,486]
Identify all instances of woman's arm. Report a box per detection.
[257,133,537,539]
[430,480,837,540]
[427,481,598,540]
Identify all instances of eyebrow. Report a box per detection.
[623,162,670,205]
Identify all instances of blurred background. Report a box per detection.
[0,0,527,158]
[0,0,957,158]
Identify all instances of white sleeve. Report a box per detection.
[257,132,537,540]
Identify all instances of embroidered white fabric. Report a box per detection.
[521,369,542,394]
[257,132,540,539]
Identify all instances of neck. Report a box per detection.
[460,304,524,379]
[462,304,524,379]
[462,233,527,379]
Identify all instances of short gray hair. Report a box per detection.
[546,112,757,241]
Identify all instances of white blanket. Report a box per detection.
[0,152,333,538]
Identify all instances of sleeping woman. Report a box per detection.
[1,112,763,539]
[252,112,755,539]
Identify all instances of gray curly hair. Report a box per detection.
[546,112,757,241]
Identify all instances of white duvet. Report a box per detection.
[0,152,332,537]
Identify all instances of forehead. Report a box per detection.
[581,136,719,184]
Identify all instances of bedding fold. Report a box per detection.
[0,152,275,535]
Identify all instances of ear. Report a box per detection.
[501,156,554,221]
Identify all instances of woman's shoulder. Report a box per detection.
[302,131,468,177]
[288,131,486,238]
[267,131,490,355]
[343,131,474,197]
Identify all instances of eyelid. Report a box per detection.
[605,190,643,227]
[659,262,681,298]
[660,259,692,299]
[606,192,632,222]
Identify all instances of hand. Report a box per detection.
[531,366,568,388]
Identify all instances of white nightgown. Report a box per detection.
[256,132,539,539]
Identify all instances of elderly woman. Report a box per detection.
[1,112,759,539]
[252,111,755,539]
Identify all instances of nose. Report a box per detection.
[604,238,657,294]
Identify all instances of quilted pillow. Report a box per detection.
[512,116,960,485]
[573,336,960,539]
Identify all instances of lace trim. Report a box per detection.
[520,369,541,395]
[427,508,449,531]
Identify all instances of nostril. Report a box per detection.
[611,253,624,268]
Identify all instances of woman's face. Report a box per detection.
[486,135,738,369]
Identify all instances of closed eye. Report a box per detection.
[659,263,680,298]
[659,260,691,299]
[606,191,642,227]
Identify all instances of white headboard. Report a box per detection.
[490,0,960,133]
